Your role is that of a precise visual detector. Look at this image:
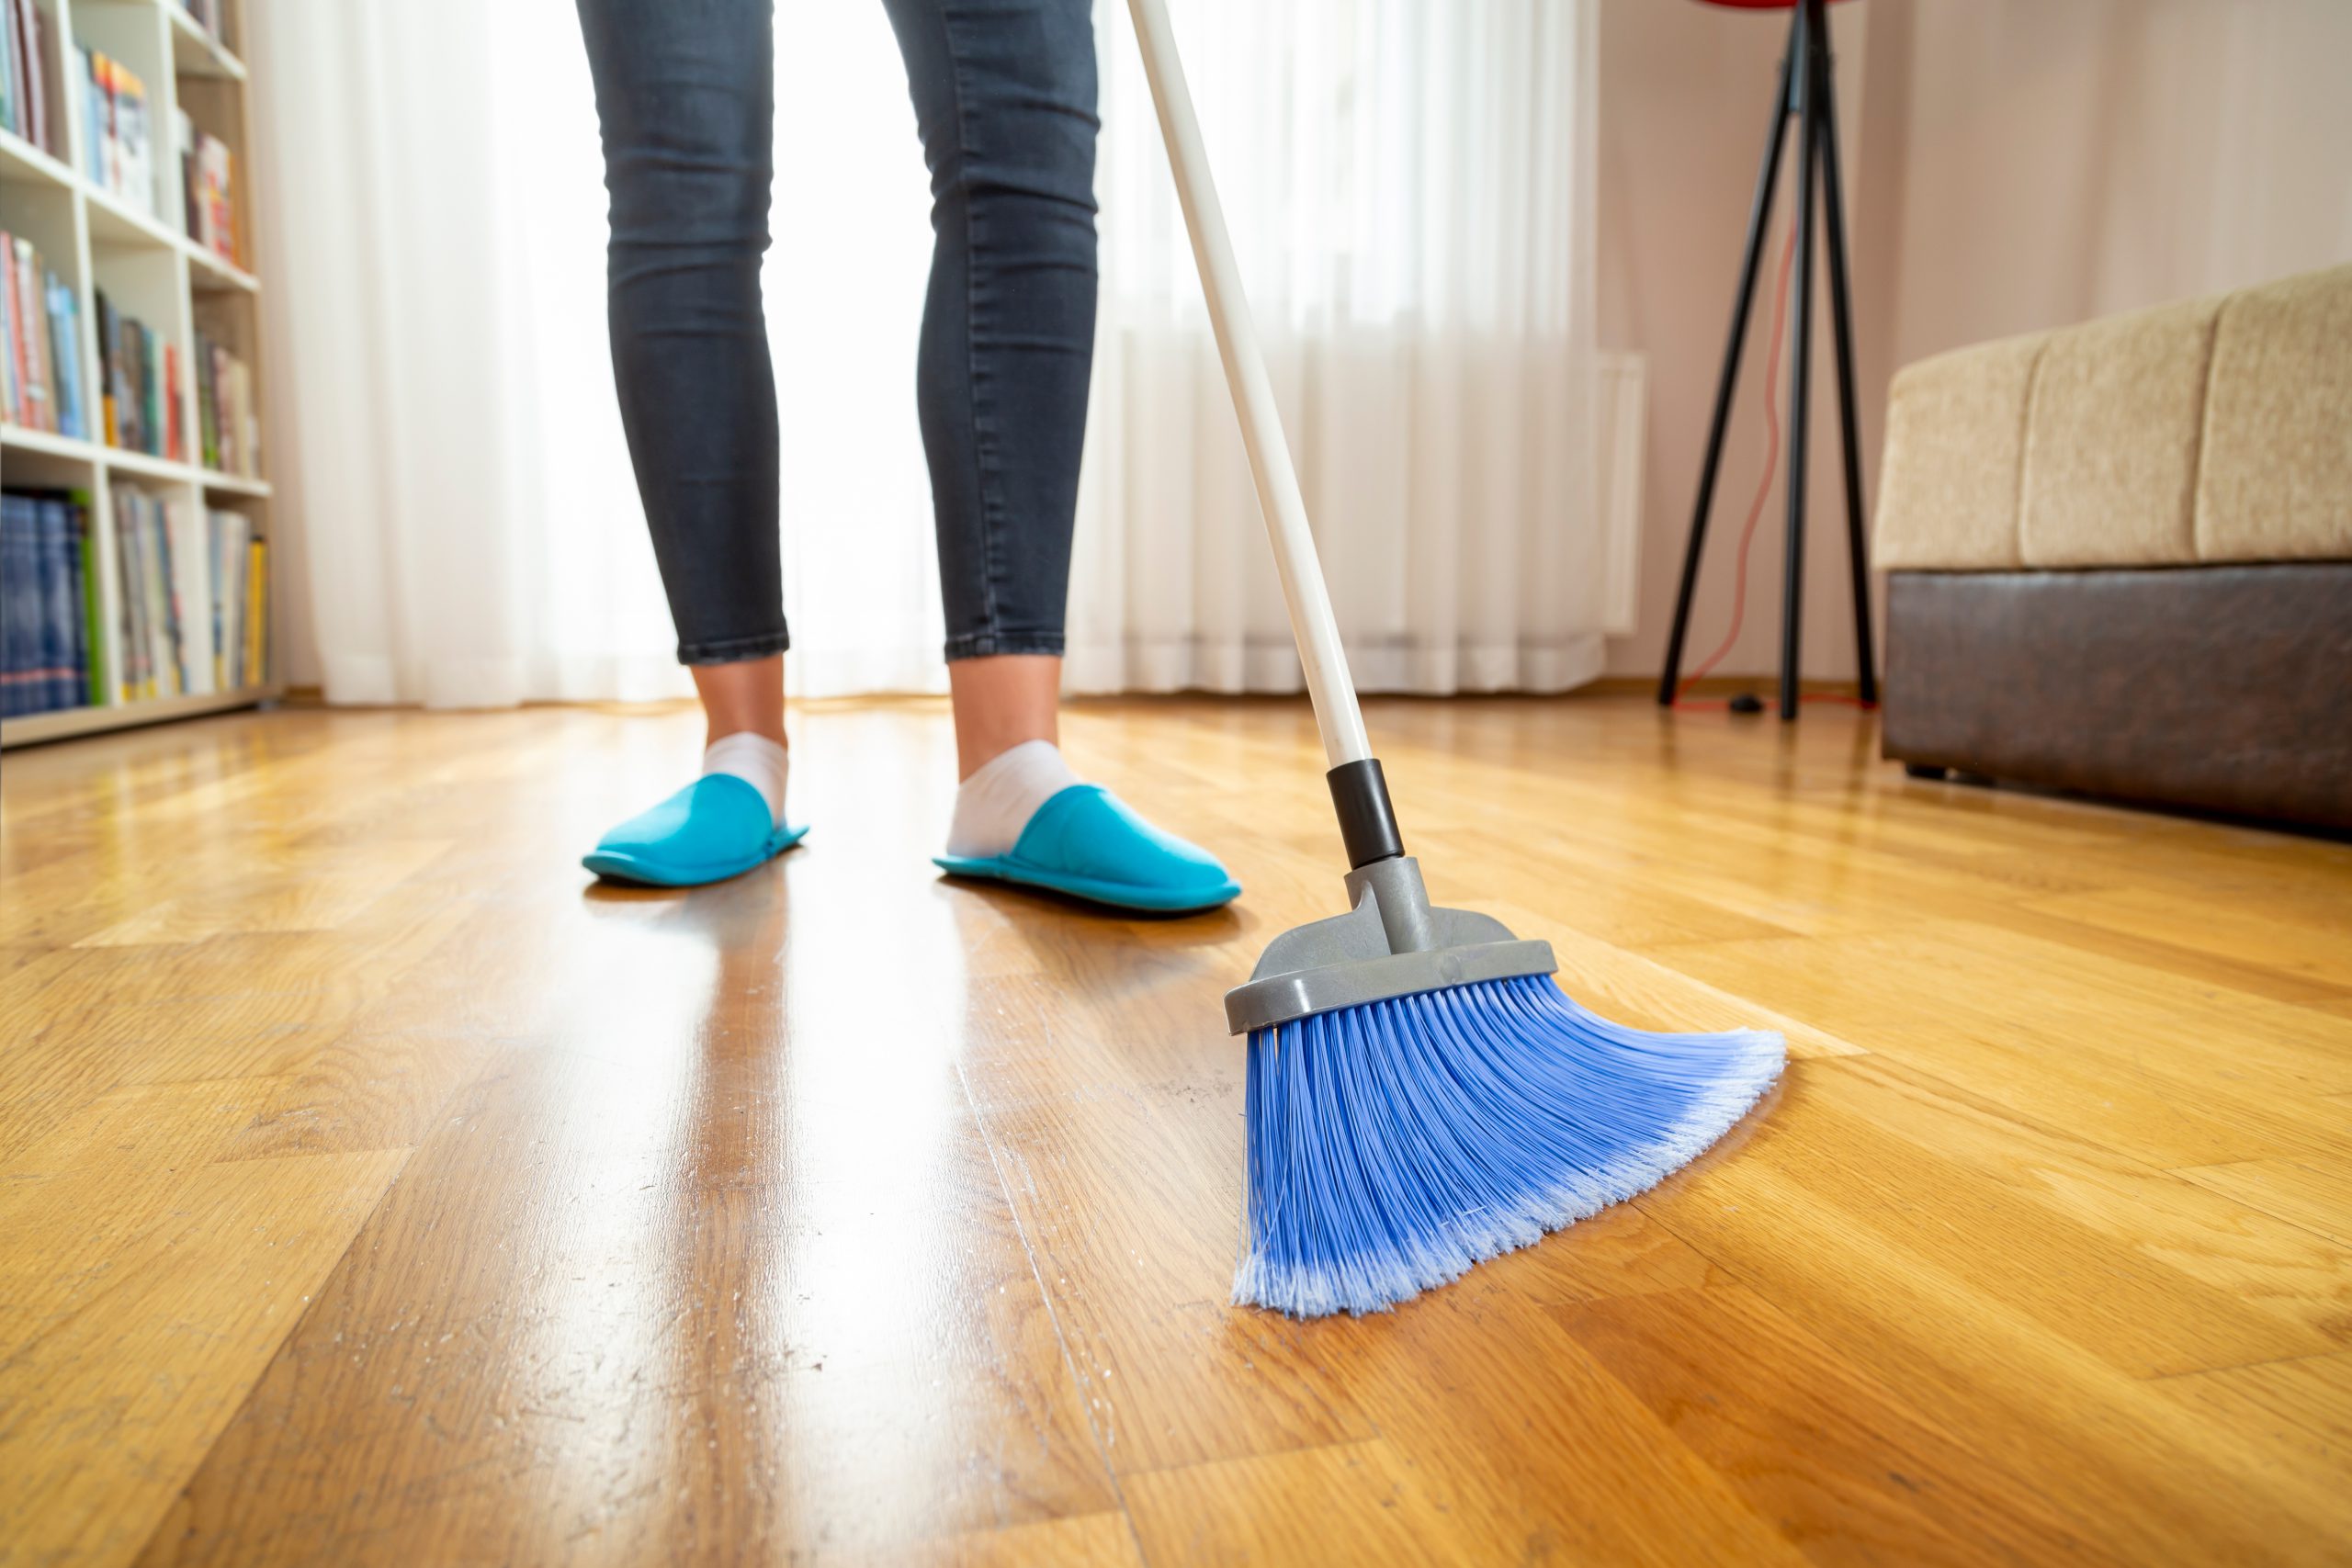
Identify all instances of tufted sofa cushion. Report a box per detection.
[1873,262,2352,571]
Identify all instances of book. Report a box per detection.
[37,495,64,710]
[185,127,237,263]
[137,314,152,451]
[4,0,54,156]
[111,487,145,699]
[194,332,259,477]
[1,233,20,424]
[0,489,94,716]
[77,45,154,216]
[163,495,211,694]
[1,491,33,717]
[77,491,259,703]
[6,232,52,431]
[41,495,85,710]
[0,232,84,436]
[0,235,15,421]
[45,270,84,437]
[78,491,103,705]
[203,508,252,689]
[87,289,179,458]
[79,42,101,187]
[196,331,215,465]
[1,0,15,143]
[243,536,266,688]
[17,235,51,430]
[209,507,228,688]
[94,288,117,445]
[138,492,176,695]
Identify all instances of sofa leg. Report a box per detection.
[1903,762,1950,781]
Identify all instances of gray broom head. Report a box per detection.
[1224,857,1556,1035]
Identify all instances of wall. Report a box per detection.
[1598,0,2352,685]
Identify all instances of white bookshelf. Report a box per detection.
[0,0,274,749]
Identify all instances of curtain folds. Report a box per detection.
[1070,0,1602,695]
[252,0,1601,706]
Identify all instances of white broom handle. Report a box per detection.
[1125,0,1372,770]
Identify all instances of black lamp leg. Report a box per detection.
[1811,23,1878,706]
[1655,17,1800,706]
[1778,0,1823,721]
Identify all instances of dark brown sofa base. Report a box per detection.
[1882,565,2352,829]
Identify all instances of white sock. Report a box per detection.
[703,732,789,829]
[946,739,1079,859]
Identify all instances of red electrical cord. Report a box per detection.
[1670,216,1874,714]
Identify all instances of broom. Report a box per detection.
[1125,0,1788,1317]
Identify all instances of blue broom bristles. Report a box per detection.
[1234,972,1785,1318]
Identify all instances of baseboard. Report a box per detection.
[1581,675,1868,699]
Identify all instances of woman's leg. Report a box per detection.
[578,0,789,744]
[885,0,1236,910]
[578,0,798,883]
[878,0,1098,780]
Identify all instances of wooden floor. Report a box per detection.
[4,695,2349,1566]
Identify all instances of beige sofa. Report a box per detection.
[1872,263,2352,829]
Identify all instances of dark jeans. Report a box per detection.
[575,0,1099,665]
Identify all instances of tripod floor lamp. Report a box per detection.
[1656,0,1877,719]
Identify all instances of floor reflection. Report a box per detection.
[548,758,1069,1551]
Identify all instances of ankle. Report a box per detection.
[702,732,790,829]
[690,654,786,753]
[707,722,787,751]
[947,653,1062,780]
[945,739,1079,859]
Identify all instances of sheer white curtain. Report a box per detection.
[1074,0,1601,694]
[251,0,1599,705]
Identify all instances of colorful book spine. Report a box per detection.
[94,288,116,446]
[1,0,16,144]
[0,234,16,422]
[193,332,259,476]
[77,491,103,705]
[186,130,236,263]
[196,333,217,466]
[243,536,266,688]
[112,488,144,700]
[4,0,55,156]
[85,290,183,458]
[76,46,154,215]
[6,232,53,431]
[1,233,20,424]
[80,44,102,187]
[45,271,83,438]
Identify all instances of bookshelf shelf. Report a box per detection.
[0,680,267,744]
[3,0,277,750]
[1,424,267,494]
[164,7,243,82]
[81,177,181,250]
[1,423,97,467]
[185,240,253,292]
[0,125,74,189]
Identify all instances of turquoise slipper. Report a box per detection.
[933,784,1240,914]
[582,775,808,886]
